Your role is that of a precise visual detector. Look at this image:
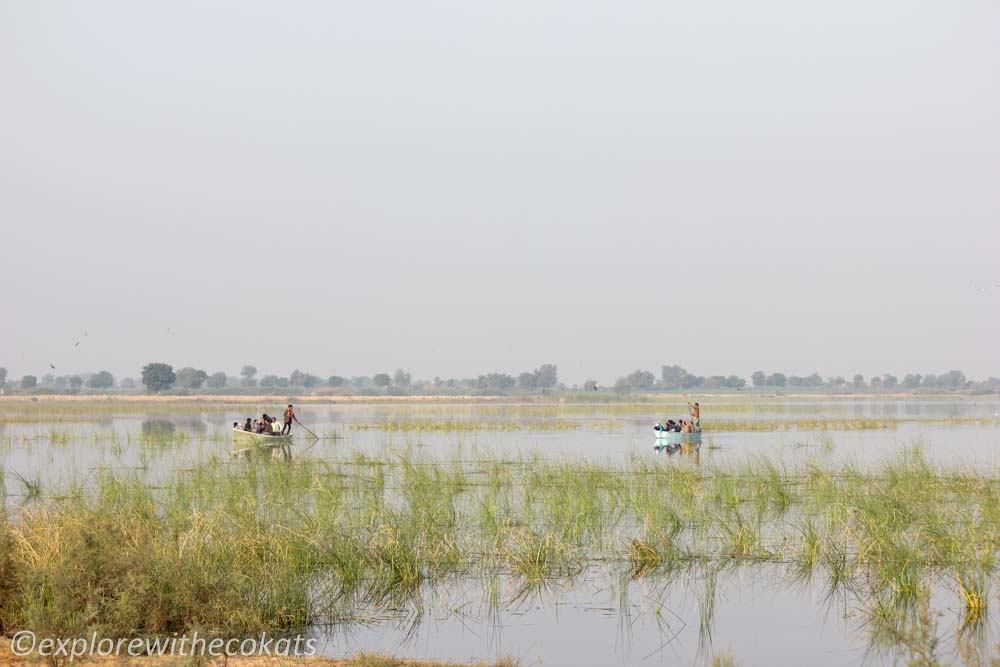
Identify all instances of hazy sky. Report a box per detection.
[2,0,998,385]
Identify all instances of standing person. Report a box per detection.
[282,404,295,435]
[688,402,701,431]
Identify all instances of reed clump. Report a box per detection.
[2,474,316,638]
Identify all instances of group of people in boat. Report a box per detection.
[654,402,702,434]
[233,404,296,436]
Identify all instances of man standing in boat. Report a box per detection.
[688,402,701,431]
[282,404,295,435]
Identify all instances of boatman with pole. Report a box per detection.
[282,404,295,435]
[688,402,701,432]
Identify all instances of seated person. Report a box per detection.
[271,419,283,434]
[244,418,253,431]
[233,421,240,430]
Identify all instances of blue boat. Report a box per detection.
[653,424,702,451]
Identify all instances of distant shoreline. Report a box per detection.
[0,392,988,404]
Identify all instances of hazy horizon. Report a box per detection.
[3,1,998,386]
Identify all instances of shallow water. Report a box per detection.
[313,565,1000,666]
[2,397,1000,665]
[3,398,999,487]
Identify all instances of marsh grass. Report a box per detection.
[12,471,42,501]
[3,445,1000,660]
[345,656,519,667]
[351,419,579,432]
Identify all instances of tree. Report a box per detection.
[21,375,37,390]
[938,370,967,388]
[704,376,725,389]
[870,376,883,390]
[661,365,688,390]
[518,372,537,390]
[882,374,898,389]
[393,369,412,387]
[327,376,345,388]
[120,377,137,389]
[86,370,115,389]
[751,371,766,388]
[176,367,209,390]
[681,373,705,389]
[259,375,278,388]
[302,374,321,389]
[207,372,227,389]
[765,372,787,387]
[852,374,865,388]
[723,375,746,389]
[534,364,558,389]
[0,367,7,387]
[477,373,515,391]
[240,365,258,388]
[69,376,83,390]
[290,369,306,387]
[788,373,822,388]
[901,374,922,389]
[583,379,598,391]
[614,369,656,392]
[141,363,176,393]
[373,373,391,388]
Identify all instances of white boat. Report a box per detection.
[653,425,702,450]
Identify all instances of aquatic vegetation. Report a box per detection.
[710,649,739,667]
[345,656,519,667]
[11,471,42,501]
[350,418,579,432]
[1,447,999,641]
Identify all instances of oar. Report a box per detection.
[293,415,319,439]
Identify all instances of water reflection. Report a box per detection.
[310,561,1000,666]
[141,419,176,438]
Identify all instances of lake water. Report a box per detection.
[2,397,999,665]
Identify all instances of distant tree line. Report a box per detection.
[131,363,562,395]
[0,362,997,395]
[610,365,986,393]
[0,367,117,394]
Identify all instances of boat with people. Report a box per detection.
[653,428,702,451]
[653,402,703,452]
[232,411,296,459]
[653,428,703,444]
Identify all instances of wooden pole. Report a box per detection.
[294,416,319,439]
